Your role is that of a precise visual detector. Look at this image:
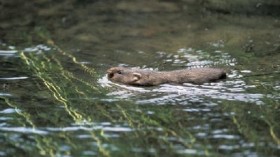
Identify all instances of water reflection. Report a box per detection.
[44,124,133,133]
[0,50,17,56]
[0,127,48,135]
[23,44,52,53]
[0,77,28,80]
[0,108,17,114]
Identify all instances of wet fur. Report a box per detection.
[107,67,227,86]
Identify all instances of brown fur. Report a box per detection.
[107,67,227,86]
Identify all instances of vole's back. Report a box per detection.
[169,68,226,84]
[107,67,227,86]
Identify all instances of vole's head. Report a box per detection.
[107,67,143,85]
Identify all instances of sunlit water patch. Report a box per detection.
[23,44,52,53]
[0,43,53,57]
[0,76,28,80]
[0,50,17,56]
[157,48,237,68]
[0,122,133,134]
[0,127,48,135]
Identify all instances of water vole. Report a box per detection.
[107,67,227,86]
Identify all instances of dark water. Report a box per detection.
[1,0,280,157]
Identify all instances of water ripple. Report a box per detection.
[0,127,48,135]
[98,75,265,105]
[0,93,12,96]
[0,76,28,80]
[0,50,17,56]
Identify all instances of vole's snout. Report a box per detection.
[107,69,114,79]
[108,73,114,79]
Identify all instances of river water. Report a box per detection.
[0,0,280,157]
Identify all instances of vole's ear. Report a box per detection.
[132,73,141,81]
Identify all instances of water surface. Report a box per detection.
[0,0,280,157]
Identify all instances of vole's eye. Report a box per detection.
[117,71,122,74]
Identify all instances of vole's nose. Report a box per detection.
[107,69,114,79]
[108,73,114,79]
